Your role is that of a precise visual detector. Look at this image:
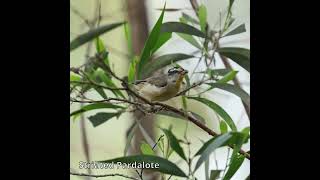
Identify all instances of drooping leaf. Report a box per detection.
[128,56,138,83]
[124,123,137,156]
[88,112,122,127]
[194,133,234,172]
[177,32,202,49]
[206,83,250,107]
[222,154,245,180]
[224,24,246,37]
[70,22,125,51]
[220,121,228,134]
[70,103,124,117]
[187,97,237,131]
[195,132,244,156]
[217,70,238,83]
[161,128,187,161]
[136,120,156,147]
[137,4,166,78]
[143,53,194,77]
[218,47,250,72]
[198,5,207,33]
[161,22,206,38]
[210,170,222,180]
[98,155,187,177]
[182,13,199,25]
[205,158,210,180]
[140,142,155,155]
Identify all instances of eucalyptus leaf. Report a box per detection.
[140,142,155,155]
[187,97,237,131]
[70,22,125,51]
[194,133,234,172]
[88,112,122,127]
[220,121,228,134]
[182,13,199,25]
[143,53,194,77]
[161,22,206,38]
[124,123,137,156]
[210,170,222,180]
[218,47,250,72]
[161,128,187,161]
[70,103,124,117]
[152,32,172,53]
[217,70,238,83]
[177,33,202,49]
[138,4,166,78]
[223,154,245,180]
[224,24,246,37]
[198,5,207,33]
[128,56,138,83]
[98,155,187,177]
[206,83,250,107]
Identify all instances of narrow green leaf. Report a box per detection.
[177,33,202,49]
[143,53,194,77]
[182,96,187,110]
[70,72,81,82]
[187,97,237,131]
[223,154,245,180]
[195,132,244,156]
[128,56,138,83]
[206,83,250,107]
[161,22,206,38]
[224,24,246,37]
[96,69,125,98]
[217,70,238,83]
[124,23,133,56]
[95,37,106,53]
[98,155,187,177]
[70,22,125,51]
[152,32,172,53]
[70,103,124,117]
[218,47,250,72]
[194,133,234,172]
[205,158,210,180]
[140,142,155,155]
[161,128,187,161]
[182,13,199,25]
[210,170,222,180]
[138,3,166,78]
[220,121,228,134]
[88,112,121,127]
[223,128,249,180]
[95,38,110,66]
[198,5,207,33]
[124,123,137,156]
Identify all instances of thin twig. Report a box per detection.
[70,171,140,180]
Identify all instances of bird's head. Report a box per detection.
[167,67,188,85]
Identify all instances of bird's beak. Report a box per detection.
[180,69,188,75]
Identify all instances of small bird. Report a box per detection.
[133,67,188,102]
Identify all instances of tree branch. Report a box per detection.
[70,171,140,180]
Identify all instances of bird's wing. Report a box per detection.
[145,75,168,87]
